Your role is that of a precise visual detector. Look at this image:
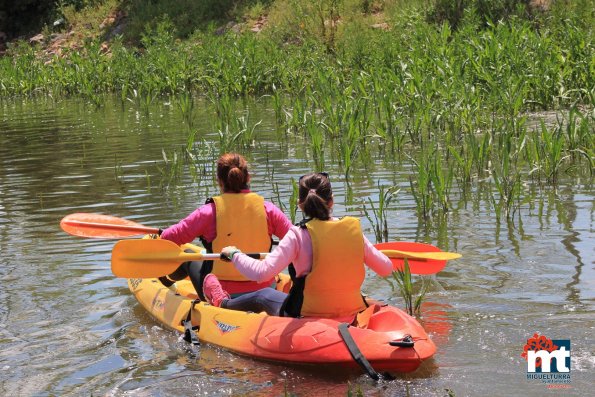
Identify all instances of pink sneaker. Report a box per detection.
[202,274,230,307]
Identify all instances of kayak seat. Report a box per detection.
[353,304,383,328]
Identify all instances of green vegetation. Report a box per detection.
[363,182,399,243]
[1,0,593,224]
[387,259,430,316]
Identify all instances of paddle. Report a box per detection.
[60,213,460,266]
[60,213,160,239]
[374,242,456,275]
[112,239,460,278]
[111,239,267,278]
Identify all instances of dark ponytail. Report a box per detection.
[298,173,332,220]
[217,153,249,193]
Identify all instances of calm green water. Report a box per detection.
[0,97,593,396]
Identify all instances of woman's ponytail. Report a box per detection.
[217,153,249,193]
[298,173,332,220]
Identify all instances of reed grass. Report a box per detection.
[531,120,568,183]
[386,259,430,317]
[409,151,433,219]
[305,114,326,169]
[288,178,299,224]
[429,150,453,213]
[490,132,523,222]
[270,84,285,127]
[362,182,399,243]
[157,148,184,187]
[177,92,196,130]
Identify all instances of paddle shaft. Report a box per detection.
[131,249,453,263]
[163,252,266,261]
[63,219,160,235]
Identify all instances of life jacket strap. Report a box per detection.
[280,263,304,317]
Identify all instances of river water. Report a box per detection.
[0,97,593,396]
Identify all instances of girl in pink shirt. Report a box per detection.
[159,153,292,298]
[202,172,393,317]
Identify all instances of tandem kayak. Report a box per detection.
[127,275,436,374]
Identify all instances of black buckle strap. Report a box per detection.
[182,300,200,346]
[338,323,381,380]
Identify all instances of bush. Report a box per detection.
[427,0,540,29]
[0,0,55,38]
[124,0,246,44]
[0,1,107,39]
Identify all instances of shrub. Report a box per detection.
[427,0,542,29]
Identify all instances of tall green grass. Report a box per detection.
[362,182,399,243]
[386,259,430,317]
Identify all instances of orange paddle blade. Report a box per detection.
[60,213,159,239]
[375,242,456,274]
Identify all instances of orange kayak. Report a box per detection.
[128,275,436,373]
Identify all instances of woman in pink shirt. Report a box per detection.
[202,172,393,318]
[159,153,292,299]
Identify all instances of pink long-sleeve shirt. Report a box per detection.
[231,219,393,282]
[160,191,292,245]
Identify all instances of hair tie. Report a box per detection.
[309,189,317,194]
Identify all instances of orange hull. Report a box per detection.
[128,277,436,373]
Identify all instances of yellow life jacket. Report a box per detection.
[211,193,271,281]
[299,217,367,318]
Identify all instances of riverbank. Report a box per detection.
[1,0,592,107]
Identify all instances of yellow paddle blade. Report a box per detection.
[380,250,462,261]
[111,239,207,278]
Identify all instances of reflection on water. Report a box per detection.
[0,97,593,396]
